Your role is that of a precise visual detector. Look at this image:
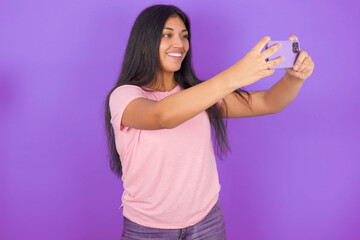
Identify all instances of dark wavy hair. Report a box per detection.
[105,4,250,177]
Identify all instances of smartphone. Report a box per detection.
[265,40,300,69]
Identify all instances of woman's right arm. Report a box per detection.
[121,36,284,130]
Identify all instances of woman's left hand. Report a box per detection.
[285,35,315,81]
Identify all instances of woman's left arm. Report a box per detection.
[262,34,315,112]
[220,35,315,118]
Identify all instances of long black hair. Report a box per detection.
[105,4,251,178]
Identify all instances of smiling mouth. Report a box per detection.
[167,52,183,60]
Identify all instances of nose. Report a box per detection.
[171,35,185,48]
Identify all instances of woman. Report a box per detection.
[105,4,314,240]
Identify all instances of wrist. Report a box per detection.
[215,68,238,92]
[222,66,245,91]
[284,72,305,84]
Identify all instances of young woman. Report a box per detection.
[105,4,314,240]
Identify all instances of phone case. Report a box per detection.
[265,40,300,69]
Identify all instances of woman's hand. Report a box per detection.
[226,36,284,88]
[285,35,315,80]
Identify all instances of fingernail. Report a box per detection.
[293,65,298,70]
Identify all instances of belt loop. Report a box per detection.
[179,228,186,240]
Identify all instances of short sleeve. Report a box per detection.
[109,85,146,131]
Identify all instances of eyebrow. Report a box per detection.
[163,27,188,32]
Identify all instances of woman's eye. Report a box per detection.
[162,34,189,39]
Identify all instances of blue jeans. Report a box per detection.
[121,200,227,240]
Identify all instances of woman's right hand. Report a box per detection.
[226,36,284,88]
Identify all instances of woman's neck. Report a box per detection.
[146,72,177,91]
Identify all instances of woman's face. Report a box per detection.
[158,16,189,74]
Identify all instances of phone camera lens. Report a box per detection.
[292,42,299,53]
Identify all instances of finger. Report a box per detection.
[307,56,314,67]
[252,36,271,53]
[261,43,282,59]
[308,56,314,69]
[266,56,285,69]
[263,68,275,77]
[288,35,298,41]
[298,57,311,72]
[293,50,308,71]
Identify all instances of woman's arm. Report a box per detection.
[122,71,235,130]
[220,35,315,118]
[220,73,305,118]
[121,36,284,130]
[263,72,306,113]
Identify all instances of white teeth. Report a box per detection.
[167,53,182,57]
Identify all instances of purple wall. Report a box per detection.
[1,0,359,239]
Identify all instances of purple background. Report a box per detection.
[1,0,359,239]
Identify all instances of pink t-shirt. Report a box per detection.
[109,84,221,229]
